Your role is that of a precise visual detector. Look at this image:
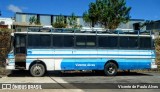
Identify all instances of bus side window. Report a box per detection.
[28,35,40,47]
[98,36,109,48]
[40,35,51,47]
[28,35,51,48]
[76,36,86,47]
[119,36,128,48]
[139,37,151,49]
[98,36,118,48]
[63,35,74,47]
[119,36,138,49]
[128,37,138,48]
[86,36,96,47]
[53,35,63,47]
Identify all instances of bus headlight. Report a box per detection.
[151,59,155,63]
[6,59,9,65]
[151,59,157,69]
[6,59,14,65]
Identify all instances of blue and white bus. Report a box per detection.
[6,28,157,76]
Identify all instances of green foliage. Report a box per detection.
[52,22,67,28]
[155,38,160,46]
[29,16,36,24]
[83,0,131,29]
[68,13,78,28]
[35,19,41,25]
[52,15,67,28]
[29,16,41,25]
[68,13,82,29]
[0,28,11,61]
[155,37,160,65]
[83,1,100,27]
[83,12,93,27]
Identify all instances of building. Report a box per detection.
[14,12,145,32]
[13,22,42,32]
[146,20,160,31]
[15,12,83,25]
[0,17,14,29]
[118,19,145,31]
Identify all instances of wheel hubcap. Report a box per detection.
[108,66,115,74]
[33,66,42,75]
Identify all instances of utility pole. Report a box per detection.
[0,10,1,16]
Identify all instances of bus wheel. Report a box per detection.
[30,63,45,77]
[104,62,118,76]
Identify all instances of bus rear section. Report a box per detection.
[6,31,157,77]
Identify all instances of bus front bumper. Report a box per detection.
[5,59,15,70]
[151,62,157,69]
[6,65,15,70]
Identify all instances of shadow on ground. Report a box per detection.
[7,70,153,77]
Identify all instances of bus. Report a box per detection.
[6,28,157,77]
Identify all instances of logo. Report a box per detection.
[2,84,12,90]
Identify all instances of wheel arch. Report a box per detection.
[105,60,119,69]
[29,60,47,71]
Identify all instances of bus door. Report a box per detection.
[14,34,26,69]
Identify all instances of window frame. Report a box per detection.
[26,33,153,50]
[139,36,152,49]
[119,36,139,49]
[27,34,52,48]
[75,35,97,48]
[97,35,118,49]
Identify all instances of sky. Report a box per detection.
[0,0,160,20]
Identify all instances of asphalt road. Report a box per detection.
[0,70,160,92]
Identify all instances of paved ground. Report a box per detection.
[0,70,160,92]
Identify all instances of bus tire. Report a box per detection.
[30,63,45,77]
[104,62,118,76]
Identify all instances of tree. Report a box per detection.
[29,16,41,25]
[0,28,11,62]
[83,12,93,27]
[83,0,131,30]
[68,13,78,28]
[68,13,82,29]
[29,16,36,24]
[83,1,100,27]
[52,15,67,28]
[35,19,41,25]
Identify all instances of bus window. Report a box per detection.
[98,36,109,47]
[28,35,40,47]
[40,35,51,47]
[63,35,74,47]
[108,36,118,48]
[119,36,128,48]
[128,37,138,48]
[86,36,96,47]
[76,36,86,47]
[98,36,118,48]
[119,36,138,48]
[139,37,151,49]
[28,35,51,48]
[53,35,63,47]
